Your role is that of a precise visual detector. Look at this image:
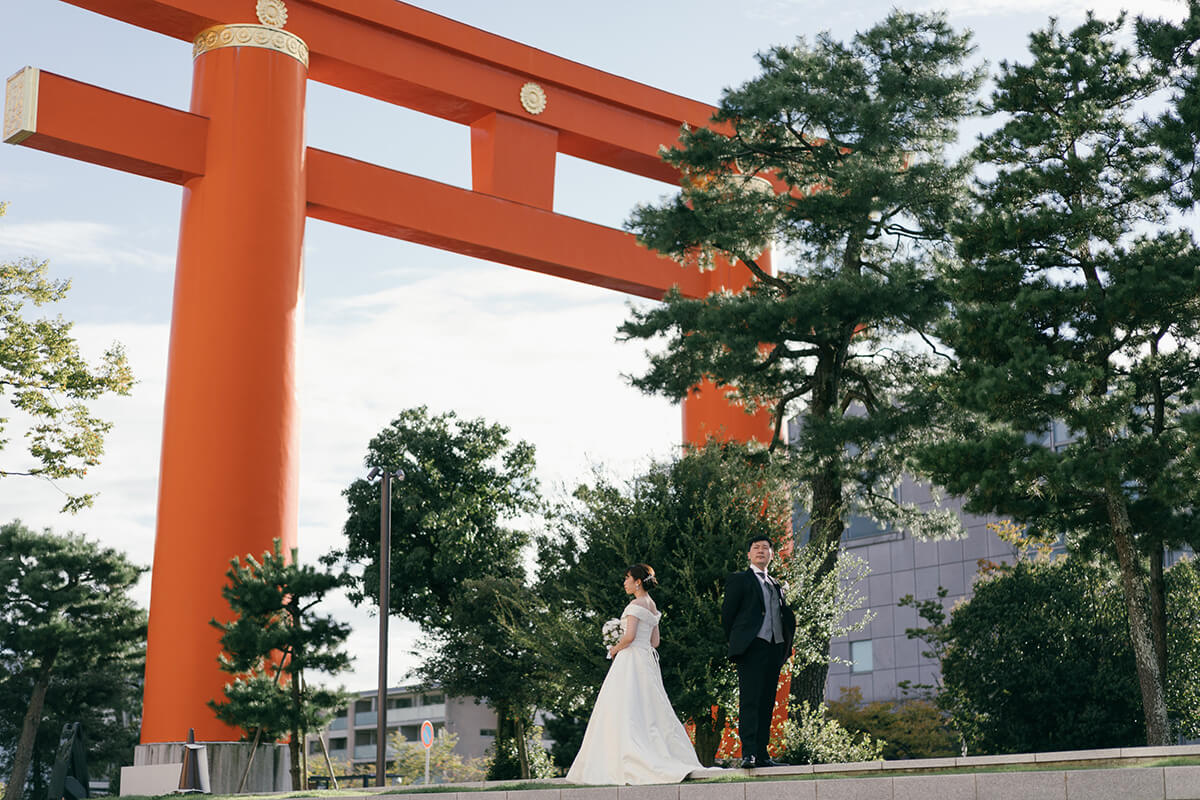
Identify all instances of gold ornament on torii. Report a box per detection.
[256,0,288,29]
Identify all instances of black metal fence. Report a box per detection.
[307,774,403,790]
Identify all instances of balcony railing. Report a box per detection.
[386,704,445,724]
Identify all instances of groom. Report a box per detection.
[721,535,796,769]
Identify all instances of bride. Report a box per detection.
[566,564,724,785]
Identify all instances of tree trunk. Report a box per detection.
[288,736,301,792]
[791,468,843,710]
[513,714,530,780]
[5,652,57,800]
[790,651,832,712]
[692,706,725,766]
[1150,545,1168,708]
[289,669,303,790]
[1106,484,1171,745]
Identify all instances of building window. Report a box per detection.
[354,730,375,747]
[308,740,323,755]
[400,724,420,742]
[354,699,373,714]
[422,692,445,705]
[329,738,346,752]
[850,640,874,673]
[844,514,886,541]
[388,696,413,709]
[480,728,497,737]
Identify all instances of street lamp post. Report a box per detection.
[367,465,404,787]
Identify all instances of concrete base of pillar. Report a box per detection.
[133,741,291,794]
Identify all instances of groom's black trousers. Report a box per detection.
[736,637,788,760]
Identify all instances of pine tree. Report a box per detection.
[0,521,145,800]
[209,540,351,789]
[1138,0,1200,208]
[622,11,983,706]
[919,14,1200,745]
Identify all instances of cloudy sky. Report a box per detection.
[1,0,1185,692]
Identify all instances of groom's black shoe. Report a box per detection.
[757,757,789,768]
[740,757,757,769]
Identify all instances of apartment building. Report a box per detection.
[306,686,498,767]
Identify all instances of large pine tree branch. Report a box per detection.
[769,382,812,452]
[738,254,792,296]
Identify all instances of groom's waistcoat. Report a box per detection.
[721,568,797,659]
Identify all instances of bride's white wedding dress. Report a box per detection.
[566,601,724,785]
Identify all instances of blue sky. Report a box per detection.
[1,0,1180,690]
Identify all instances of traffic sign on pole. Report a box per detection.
[420,720,434,749]
[421,720,434,784]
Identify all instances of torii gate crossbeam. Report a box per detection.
[4,0,774,745]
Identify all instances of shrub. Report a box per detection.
[485,725,556,780]
[780,702,884,765]
[826,687,958,760]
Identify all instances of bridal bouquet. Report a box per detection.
[602,618,623,658]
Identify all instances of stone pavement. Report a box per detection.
[340,745,1200,800]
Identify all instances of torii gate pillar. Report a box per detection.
[143,24,309,743]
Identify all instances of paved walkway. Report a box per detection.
[354,745,1200,800]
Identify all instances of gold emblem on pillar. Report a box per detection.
[193,23,308,68]
[519,82,548,116]
[256,0,288,29]
[3,67,39,145]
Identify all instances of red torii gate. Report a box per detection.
[4,0,774,744]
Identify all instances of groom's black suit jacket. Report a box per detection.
[721,568,797,661]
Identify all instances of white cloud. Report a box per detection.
[0,220,173,271]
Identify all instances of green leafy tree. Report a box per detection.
[918,14,1200,745]
[1165,557,1200,740]
[209,539,352,790]
[621,12,983,707]
[416,574,546,779]
[779,541,873,678]
[0,203,134,512]
[330,407,541,777]
[331,406,539,627]
[0,521,146,800]
[384,730,485,784]
[916,557,1200,753]
[533,443,792,766]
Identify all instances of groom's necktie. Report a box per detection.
[756,571,784,644]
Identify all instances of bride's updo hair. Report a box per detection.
[627,563,658,590]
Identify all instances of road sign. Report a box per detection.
[420,720,434,784]
[420,720,434,749]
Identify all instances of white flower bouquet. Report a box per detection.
[602,617,623,658]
